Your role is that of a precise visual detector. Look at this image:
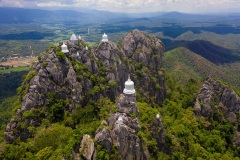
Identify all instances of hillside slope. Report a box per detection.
[163,47,240,89]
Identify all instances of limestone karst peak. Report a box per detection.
[4,30,166,158]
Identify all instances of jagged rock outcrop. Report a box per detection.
[150,117,171,154]
[4,29,165,144]
[95,93,149,160]
[121,30,165,105]
[79,134,96,160]
[4,50,83,143]
[194,78,240,147]
[194,78,240,117]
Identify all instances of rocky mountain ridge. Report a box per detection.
[4,30,165,148]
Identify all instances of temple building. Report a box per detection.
[123,75,136,95]
[102,33,108,42]
[70,34,78,44]
[61,43,69,53]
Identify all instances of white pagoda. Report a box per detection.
[70,34,78,44]
[61,43,69,53]
[102,33,108,42]
[123,75,136,95]
[117,116,123,125]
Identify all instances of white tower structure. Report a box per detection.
[85,46,88,50]
[61,43,69,53]
[117,116,123,125]
[70,34,78,44]
[102,33,108,42]
[156,114,160,119]
[123,75,136,94]
[76,52,79,57]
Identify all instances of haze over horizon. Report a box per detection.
[0,0,240,13]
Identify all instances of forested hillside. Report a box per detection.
[0,30,239,159]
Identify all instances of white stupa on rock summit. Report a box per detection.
[123,75,136,94]
[102,33,108,42]
[70,33,78,44]
[117,116,123,125]
[61,43,69,53]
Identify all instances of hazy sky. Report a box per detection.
[0,0,240,13]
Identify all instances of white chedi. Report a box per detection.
[117,116,123,125]
[123,75,136,94]
[61,43,69,53]
[70,34,78,44]
[156,114,160,119]
[102,33,108,42]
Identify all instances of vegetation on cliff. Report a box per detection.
[0,30,239,159]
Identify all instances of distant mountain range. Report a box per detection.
[2,7,240,24]
[0,7,129,24]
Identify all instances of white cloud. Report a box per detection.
[36,1,70,7]
[0,0,24,7]
[0,0,240,13]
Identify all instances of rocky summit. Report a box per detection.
[194,78,240,148]
[4,30,166,150]
[95,93,148,160]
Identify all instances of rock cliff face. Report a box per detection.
[194,78,240,147]
[79,134,96,160]
[121,30,165,105]
[4,30,165,144]
[95,93,149,160]
[5,50,83,143]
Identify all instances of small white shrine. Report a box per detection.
[102,33,108,42]
[78,35,82,40]
[70,34,78,44]
[123,75,136,94]
[117,116,123,125]
[156,114,160,119]
[61,43,69,53]
[76,52,79,57]
[85,46,88,50]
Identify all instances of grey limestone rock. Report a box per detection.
[116,93,139,114]
[95,93,149,160]
[194,78,240,147]
[150,118,171,154]
[79,134,96,160]
[194,78,240,117]
[5,30,166,145]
